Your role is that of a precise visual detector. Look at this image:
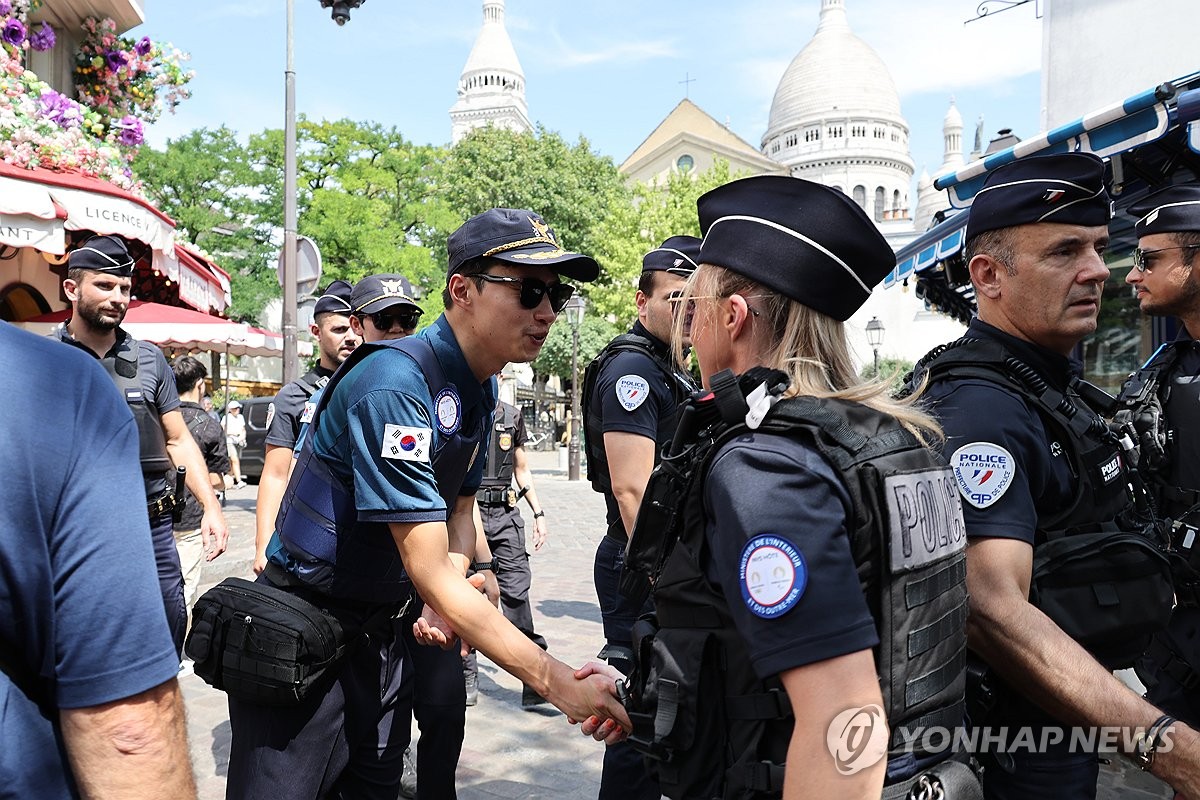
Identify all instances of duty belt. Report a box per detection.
[476,487,510,507]
[147,490,177,519]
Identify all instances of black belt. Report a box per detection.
[605,519,628,544]
[476,487,510,506]
[146,490,175,518]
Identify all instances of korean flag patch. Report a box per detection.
[299,401,316,425]
[950,442,1016,509]
[381,424,432,462]
[739,534,807,619]
[616,374,650,411]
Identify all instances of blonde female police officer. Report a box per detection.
[606,176,973,800]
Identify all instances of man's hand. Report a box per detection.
[252,553,268,575]
[200,506,228,561]
[531,514,548,551]
[555,661,631,744]
[412,573,488,649]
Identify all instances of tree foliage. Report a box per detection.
[531,314,621,382]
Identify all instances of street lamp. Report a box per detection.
[865,316,885,375]
[564,295,586,481]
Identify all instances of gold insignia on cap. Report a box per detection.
[529,216,557,245]
[510,249,570,261]
[482,216,562,258]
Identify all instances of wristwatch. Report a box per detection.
[533,510,546,519]
[470,557,499,574]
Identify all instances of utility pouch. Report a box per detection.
[882,757,982,800]
[1030,530,1174,669]
[185,577,349,706]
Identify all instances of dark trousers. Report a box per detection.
[1140,608,1200,728]
[480,503,547,650]
[226,602,412,800]
[594,532,660,800]
[403,597,467,800]
[149,510,186,657]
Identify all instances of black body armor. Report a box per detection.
[100,335,172,497]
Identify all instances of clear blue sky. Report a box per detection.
[134,0,1047,188]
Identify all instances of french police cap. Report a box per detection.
[696,176,894,321]
[446,208,599,282]
[350,274,422,316]
[642,235,701,275]
[313,279,353,316]
[1130,184,1200,237]
[68,234,135,277]
[965,152,1111,242]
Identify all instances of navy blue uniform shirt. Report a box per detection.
[265,365,334,450]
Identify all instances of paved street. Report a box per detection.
[181,450,1173,799]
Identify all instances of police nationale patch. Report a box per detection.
[616,374,650,411]
[950,442,1016,509]
[299,401,316,425]
[381,424,431,462]
[739,534,807,619]
[434,388,461,436]
[265,402,276,429]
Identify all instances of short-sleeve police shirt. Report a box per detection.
[921,319,1077,545]
[310,315,494,524]
[265,366,334,450]
[703,432,879,680]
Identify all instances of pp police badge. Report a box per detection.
[950,442,1016,509]
[739,534,807,619]
[434,387,462,436]
[498,432,513,451]
[616,374,650,411]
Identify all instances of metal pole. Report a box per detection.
[568,323,581,481]
[281,0,299,383]
[873,347,879,375]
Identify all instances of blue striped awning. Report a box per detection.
[883,213,965,288]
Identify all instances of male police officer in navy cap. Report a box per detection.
[54,233,229,657]
[912,155,1200,798]
[227,209,629,800]
[254,279,360,574]
[582,234,700,800]
[1120,184,1200,734]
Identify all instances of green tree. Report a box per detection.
[860,357,915,395]
[531,315,621,383]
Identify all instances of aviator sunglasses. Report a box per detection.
[1132,244,1200,272]
[367,309,422,330]
[473,274,576,312]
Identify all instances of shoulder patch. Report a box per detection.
[381,424,432,462]
[739,534,807,619]
[265,402,276,429]
[615,374,650,411]
[950,442,1016,509]
[435,387,462,436]
[299,401,316,425]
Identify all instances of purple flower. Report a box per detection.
[29,21,54,51]
[104,49,127,71]
[2,18,25,47]
[39,89,82,128]
[135,36,152,56]
[0,1,11,15]
[116,115,143,146]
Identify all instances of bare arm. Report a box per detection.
[253,445,295,574]
[512,443,547,550]
[603,431,656,537]
[60,679,196,800]
[967,537,1200,792]
[162,410,228,559]
[780,650,886,799]
[394,519,630,728]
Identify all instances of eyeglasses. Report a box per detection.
[473,274,576,312]
[1132,244,1200,272]
[670,294,767,318]
[367,309,422,331]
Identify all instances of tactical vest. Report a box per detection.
[911,337,1173,668]
[99,334,172,496]
[582,331,696,494]
[480,402,521,488]
[1116,341,1200,519]
[274,337,485,603]
[623,370,968,799]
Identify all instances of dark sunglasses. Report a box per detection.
[1132,244,1200,272]
[367,309,422,330]
[473,274,576,312]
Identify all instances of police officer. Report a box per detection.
[605,175,970,799]
[226,209,630,800]
[254,279,359,575]
[912,154,1200,798]
[1122,184,1200,728]
[582,234,699,800]
[54,234,229,656]
[466,385,550,707]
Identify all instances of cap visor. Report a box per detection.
[491,246,599,282]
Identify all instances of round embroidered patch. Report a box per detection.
[616,374,650,411]
[739,534,807,619]
[950,441,1016,509]
[434,388,462,436]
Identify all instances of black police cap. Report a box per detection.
[446,208,599,282]
[68,234,135,277]
[350,274,422,316]
[965,152,1111,242]
[696,175,894,321]
[1129,184,1200,237]
[313,279,353,316]
[642,235,701,275]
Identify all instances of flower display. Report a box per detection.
[28,20,52,51]
[1,17,23,46]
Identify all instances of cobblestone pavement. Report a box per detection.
[181,451,1172,799]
